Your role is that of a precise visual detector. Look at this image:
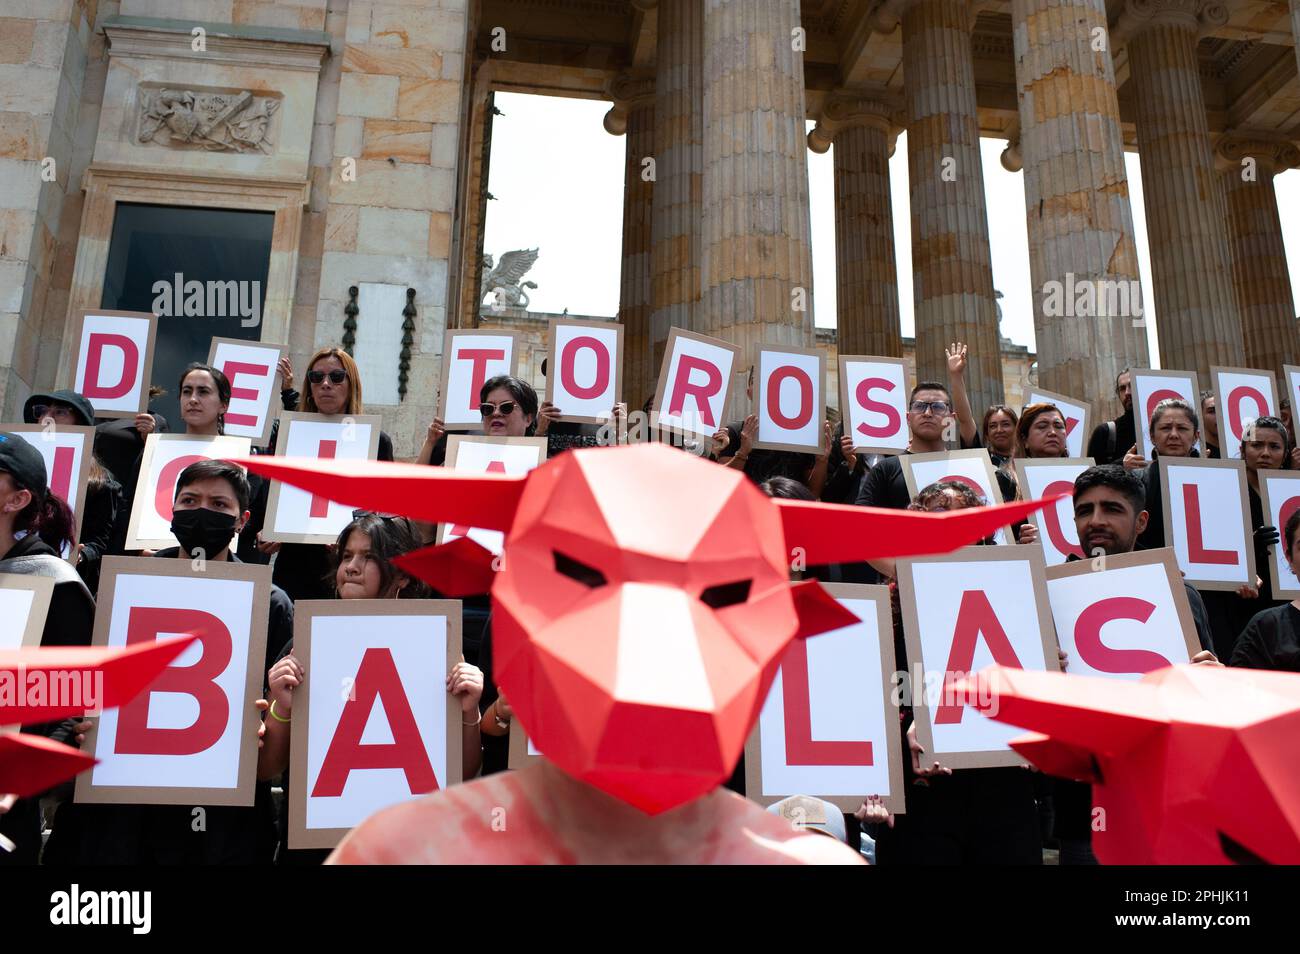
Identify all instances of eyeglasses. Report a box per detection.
[352,509,400,521]
[909,401,951,415]
[308,369,348,385]
[480,400,518,417]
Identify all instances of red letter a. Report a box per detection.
[934,589,1025,725]
[312,647,438,798]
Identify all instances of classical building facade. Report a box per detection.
[3,0,1299,456]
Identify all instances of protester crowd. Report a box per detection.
[2,339,1298,867]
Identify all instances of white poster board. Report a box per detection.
[1045,549,1201,680]
[1158,457,1255,590]
[545,319,622,424]
[438,330,520,431]
[7,424,96,561]
[75,557,269,806]
[1212,366,1277,460]
[900,449,1011,544]
[125,434,253,550]
[896,546,1060,769]
[651,328,741,441]
[753,345,826,454]
[838,356,909,455]
[1131,369,1199,460]
[263,412,384,544]
[1258,469,1300,600]
[437,436,548,555]
[207,337,287,446]
[69,310,159,419]
[1024,388,1090,459]
[1012,458,1094,565]
[746,583,905,813]
[289,599,462,850]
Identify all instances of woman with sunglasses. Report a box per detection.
[242,347,395,601]
[258,511,483,863]
[417,374,538,468]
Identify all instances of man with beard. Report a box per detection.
[1085,369,1135,465]
[1053,464,1218,864]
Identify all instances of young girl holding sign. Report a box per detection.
[258,513,483,863]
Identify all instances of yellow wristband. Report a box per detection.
[269,700,291,723]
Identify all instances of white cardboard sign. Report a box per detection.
[126,434,252,551]
[838,356,909,455]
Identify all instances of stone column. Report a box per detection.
[700,0,815,354]
[1217,134,1300,377]
[1292,0,1300,80]
[809,92,903,357]
[1009,0,1149,417]
[1118,0,1244,376]
[649,0,703,379]
[605,75,657,406]
[898,0,1004,410]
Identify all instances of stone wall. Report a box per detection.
[0,0,97,418]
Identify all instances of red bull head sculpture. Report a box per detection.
[963,664,1300,865]
[242,443,1054,814]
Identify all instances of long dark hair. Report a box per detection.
[10,482,77,557]
[329,513,427,599]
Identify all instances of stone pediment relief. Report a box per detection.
[137,86,282,154]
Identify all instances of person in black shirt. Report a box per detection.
[44,459,288,865]
[1085,368,1135,465]
[1131,398,1201,551]
[1231,499,1300,671]
[0,433,96,864]
[243,346,394,601]
[1053,465,1220,865]
[858,480,1043,865]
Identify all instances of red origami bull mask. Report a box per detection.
[963,664,1300,865]
[241,443,1055,814]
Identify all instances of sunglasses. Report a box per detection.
[308,369,348,385]
[352,509,401,522]
[29,404,74,420]
[480,400,518,417]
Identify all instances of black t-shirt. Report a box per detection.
[854,432,1015,511]
[1086,409,1135,466]
[720,421,815,486]
[1230,602,1300,671]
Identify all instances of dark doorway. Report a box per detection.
[100,202,274,430]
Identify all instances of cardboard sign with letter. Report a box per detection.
[289,600,462,850]
[1258,469,1300,600]
[746,583,905,813]
[264,412,383,544]
[1012,458,1094,565]
[651,328,742,442]
[75,557,270,806]
[69,310,159,419]
[1159,457,1255,590]
[206,338,287,446]
[838,356,909,456]
[438,330,520,431]
[897,546,1060,768]
[0,573,55,650]
[1131,369,1199,460]
[1212,366,1277,460]
[126,434,253,551]
[1023,388,1090,459]
[1282,365,1300,434]
[1045,549,1201,680]
[6,424,96,561]
[437,436,548,555]
[901,449,1010,544]
[544,318,622,424]
[753,345,826,454]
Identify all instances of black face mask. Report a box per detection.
[170,507,239,559]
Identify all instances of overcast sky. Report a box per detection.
[483,91,1300,366]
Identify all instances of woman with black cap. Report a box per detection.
[0,431,96,864]
[23,389,123,595]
